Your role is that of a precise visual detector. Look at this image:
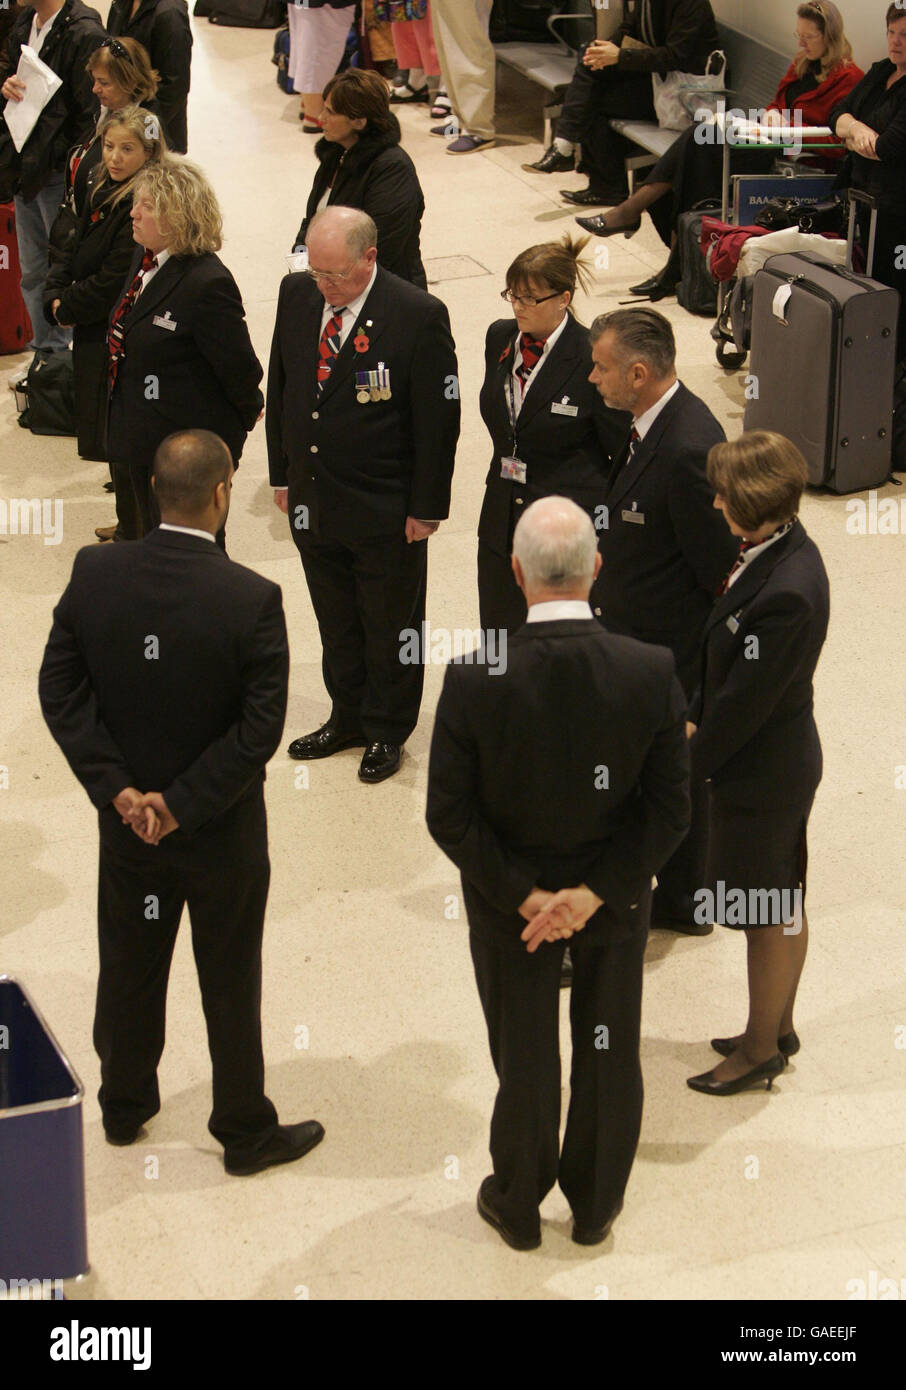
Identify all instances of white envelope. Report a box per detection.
[2,45,63,153]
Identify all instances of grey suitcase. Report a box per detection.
[743,191,899,494]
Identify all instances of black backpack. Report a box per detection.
[18,351,76,437]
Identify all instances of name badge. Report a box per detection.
[551,397,578,417]
[501,456,527,484]
[153,312,177,331]
[621,507,645,524]
[726,614,741,634]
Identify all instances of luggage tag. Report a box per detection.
[501,456,527,484]
[551,395,578,417]
[152,311,177,331]
[621,501,645,524]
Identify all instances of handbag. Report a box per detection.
[652,50,727,131]
[17,351,76,437]
[797,194,846,235]
[753,196,802,231]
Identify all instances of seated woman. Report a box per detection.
[106,156,264,546]
[831,2,906,355]
[43,106,166,483]
[686,431,829,1096]
[577,1,862,301]
[291,67,427,289]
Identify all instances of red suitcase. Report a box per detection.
[0,200,33,355]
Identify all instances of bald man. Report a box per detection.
[427,496,690,1251]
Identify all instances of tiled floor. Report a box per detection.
[2,19,904,1301]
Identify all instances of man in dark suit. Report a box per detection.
[267,205,460,784]
[589,307,737,934]
[426,497,690,1250]
[38,430,324,1177]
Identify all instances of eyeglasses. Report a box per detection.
[100,37,129,60]
[305,264,358,286]
[500,289,562,308]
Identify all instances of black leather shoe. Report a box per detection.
[287,722,366,760]
[477,1177,541,1251]
[358,742,402,783]
[687,1052,786,1096]
[575,214,641,238]
[560,186,628,207]
[522,143,574,173]
[629,274,664,295]
[104,1124,146,1146]
[631,279,678,302]
[711,1030,800,1059]
[224,1120,325,1177]
[572,1199,622,1245]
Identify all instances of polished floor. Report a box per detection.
[2,18,905,1301]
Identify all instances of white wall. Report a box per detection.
[711,0,888,68]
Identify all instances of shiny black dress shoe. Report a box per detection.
[104,1124,146,1146]
[224,1120,325,1177]
[711,1030,800,1059]
[687,1052,786,1096]
[477,1177,541,1251]
[575,213,641,238]
[628,274,663,295]
[629,277,677,302]
[522,143,575,173]
[287,722,366,760]
[573,1199,622,1246]
[358,742,402,783]
[560,186,627,207]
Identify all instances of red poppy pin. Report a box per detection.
[353,329,370,353]
[498,344,511,363]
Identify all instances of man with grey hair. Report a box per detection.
[267,206,460,783]
[427,496,690,1251]
[589,306,737,935]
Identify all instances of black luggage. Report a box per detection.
[17,351,76,437]
[742,191,899,494]
[676,200,719,317]
[196,0,285,27]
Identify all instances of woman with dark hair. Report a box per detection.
[686,431,829,1096]
[477,236,628,634]
[831,3,906,353]
[291,67,426,288]
[43,106,166,476]
[574,1,863,301]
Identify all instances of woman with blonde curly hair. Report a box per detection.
[105,155,264,544]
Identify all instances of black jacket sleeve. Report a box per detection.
[265,276,289,488]
[44,208,137,326]
[192,267,264,433]
[359,154,422,277]
[616,0,717,75]
[147,8,192,153]
[668,444,739,597]
[163,584,289,833]
[407,299,460,520]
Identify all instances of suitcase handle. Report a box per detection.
[846,188,878,276]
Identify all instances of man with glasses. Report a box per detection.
[266,205,460,784]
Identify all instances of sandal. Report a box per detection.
[390,81,429,104]
[430,90,451,119]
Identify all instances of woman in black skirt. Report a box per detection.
[685,431,829,1096]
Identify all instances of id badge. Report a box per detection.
[501,456,527,484]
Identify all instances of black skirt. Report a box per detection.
[703,788,813,930]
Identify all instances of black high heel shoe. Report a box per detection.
[711,1030,800,1059]
[687,1052,786,1096]
[575,213,641,238]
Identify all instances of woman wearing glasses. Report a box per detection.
[477,236,628,633]
[291,67,426,288]
[105,155,263,543]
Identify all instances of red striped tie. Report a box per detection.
[515,333,545,393]
[718,537,755,595]
[317,308,347,393]
[107,249,158,388]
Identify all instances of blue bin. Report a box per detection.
[0,975,88,1284]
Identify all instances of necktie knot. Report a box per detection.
[140,250,158,273]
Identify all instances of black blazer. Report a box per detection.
[595,380,737,695]
[426,618,691,945]
[477,315,629,557]
[689,521,829,810]
[106,248,264,475]
[38,527,290,846]
[106,0,192,152]
[614,0,720,76]
[293,118,427,289]
[266,265,460,539]
[43,172,137,328]
[830,61,906,218]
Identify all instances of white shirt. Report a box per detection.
[29,4,61,55]
[511,311,569,415]
[633,378,680,442]
[319,263,378,351]
[526,599,593,623]
[136,246,170,297]
[158,522,217,543]
[726,521,794,589]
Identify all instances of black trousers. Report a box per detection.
[477,540,610,636]
[109,457,142,542]
[94,794,279,1156]
[556,51,657,192]
[468,901,648,1241]
[295,527,428,744]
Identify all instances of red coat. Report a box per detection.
[766,59,864,124]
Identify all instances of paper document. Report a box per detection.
[2,45,63,153]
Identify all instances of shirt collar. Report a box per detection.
[526,599,593,623]
[144,247,170,273]
[633,378,680,441]
[726,520,795,587]
[514,310,569,368]
[158,522,217,543]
